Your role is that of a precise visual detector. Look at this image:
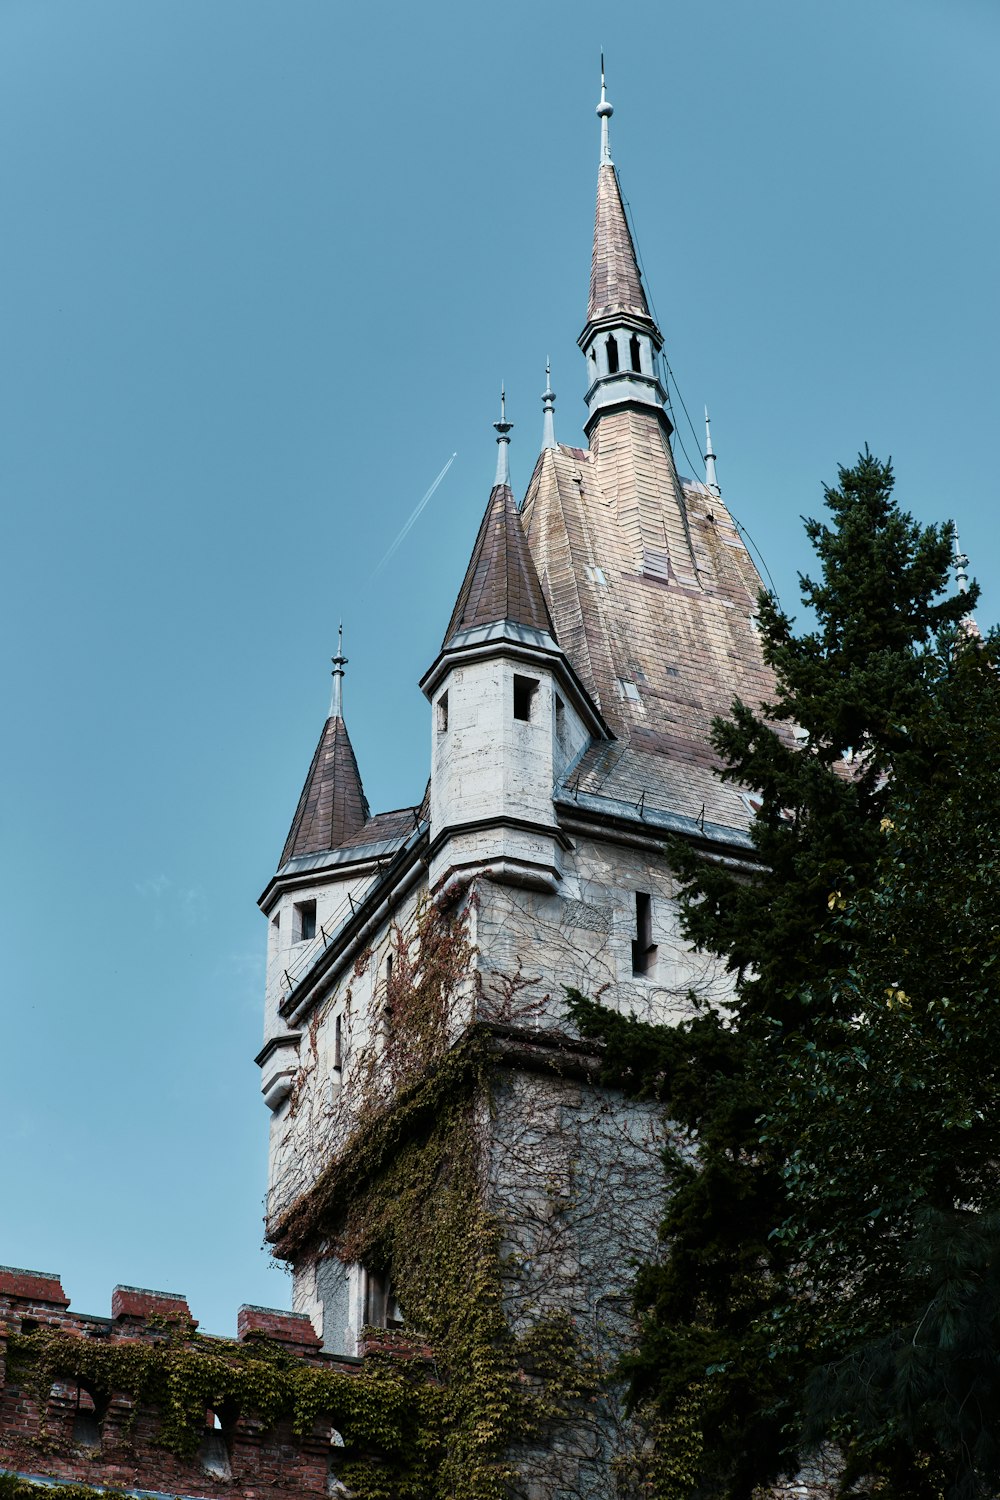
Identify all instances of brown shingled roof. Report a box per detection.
[588,164,650,325]
[521,417,785,834]
[443,483,556,646]
[280,715,370,865]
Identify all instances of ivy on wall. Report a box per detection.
[272,890,598,1498]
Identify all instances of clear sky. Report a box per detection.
[3,0,998,1337]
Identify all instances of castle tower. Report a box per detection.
[257,73,780,1494]
[420,393,608,897]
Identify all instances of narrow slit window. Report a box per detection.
[294,899,317,943]
[605,334,619,374]
[437,691,449,734]
[513,675,538,721]
[631,892,657,977]
[555,695,567,753]
[629,333,642,371]
[333,1013,343,1071]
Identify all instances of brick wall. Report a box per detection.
[0,1266,389,1500]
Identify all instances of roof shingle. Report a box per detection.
[587,164,651,326]
[443,482,556,646]
[280,715,370,865]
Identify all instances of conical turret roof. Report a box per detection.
[443,482,556,647]
[587,164,650,325]
[280,713,370,865]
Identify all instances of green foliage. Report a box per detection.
[0,1476,130,1500]
[568,452,984,1498]
[763,634,1000,1499]
[8,1321,441,1490]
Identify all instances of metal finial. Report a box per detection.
[541,359,557,450]
[597,54,613,166]
[704,407,720,497]
[494,383,513,486]
[953,524,970,594]
[330,621,348,718]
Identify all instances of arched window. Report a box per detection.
[629,334,642,372]
[201,1407,233,1478]
[605,335,619,374]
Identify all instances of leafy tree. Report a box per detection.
[765,632,1000,1500]
[568,452,987,1498]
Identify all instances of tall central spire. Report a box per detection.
[578,64,670,438]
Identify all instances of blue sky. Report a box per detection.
[3,0,998,1336]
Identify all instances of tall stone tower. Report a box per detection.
[257,76,777,1496]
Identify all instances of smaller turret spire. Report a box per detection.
[597,54,613,166]
[494,384,513,486]
[329,622,347,719]
[704,407,720,497]
[541,360,557,450]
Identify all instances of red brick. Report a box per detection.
[0,1266,69,1307]
[111,1285,196,1325]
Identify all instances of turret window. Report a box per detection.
[437,692,449,734]
[555,695,568,754]
[294,899,317,943]
[629,334,642,372]
[605,335,619,374]
[631,892,657,977]
[513,675,538,721]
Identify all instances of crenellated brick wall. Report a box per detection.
[0,1266,390,1500]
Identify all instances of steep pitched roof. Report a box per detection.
[587,164,650,325]
[443,482,556,646]
[521,418,788,839]
[280,714,370,865]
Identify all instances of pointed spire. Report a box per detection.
[587,150,649,326]
[442,418,555,646]
[597,54,613,167]
[578,77,668,436]
[704,408,720,497]
[329,622,347,718]
[279,652,370,864]
[541,360,557,450]
[494,384,513,486]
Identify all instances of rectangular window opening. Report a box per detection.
[513,674,539,721]
[333,1013,343,1071]
[437,691,449,734]
[294,899,317,943]
[555,695,567,752]
[365,1268,405,1331]
[631,891,657,977]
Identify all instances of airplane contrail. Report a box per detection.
[372,452,458,576]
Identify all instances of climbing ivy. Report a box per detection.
[271,890,598,1498]
[7,1323,442,1494]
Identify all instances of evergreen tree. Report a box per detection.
[568,452,985,1498]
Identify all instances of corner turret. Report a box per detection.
[421,404,607,895]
